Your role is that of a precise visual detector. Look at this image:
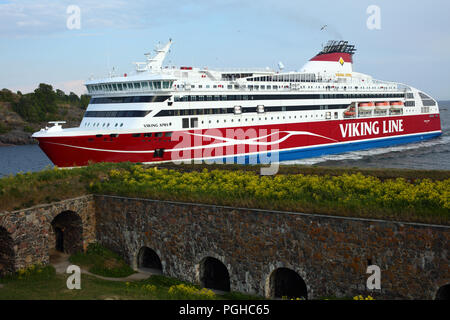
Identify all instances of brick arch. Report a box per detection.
[0,226,15,275]
[49,210,83,254]
[264,263,309,299]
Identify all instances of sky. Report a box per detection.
[0,0,449,99]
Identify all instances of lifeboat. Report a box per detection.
[344,111,356,117]
[358,102,375,112]
[375,102,390,111]
[390,101,404,110]
[344,106,356,117]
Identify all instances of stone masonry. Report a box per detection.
[0,193,448,299]
[95,195,450,300]
[0,195,96,272]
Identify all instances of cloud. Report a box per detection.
[0,0,237,37]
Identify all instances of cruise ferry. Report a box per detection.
[32,40,442,167]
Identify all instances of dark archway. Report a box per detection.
[200,257,230,292]
[137,247,162,273]
[50,211,83,254]
[270,268,307,299]
[0,227,15,276]
[436,284,450,300]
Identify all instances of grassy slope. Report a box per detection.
[0,266,260,300]
[69,243,135,278]
[0,162,448,225]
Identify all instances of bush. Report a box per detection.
[0,123,10,134]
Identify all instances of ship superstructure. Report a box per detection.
[32,40,442,167]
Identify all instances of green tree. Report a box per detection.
[80,94,91,109]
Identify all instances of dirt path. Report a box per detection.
[49,250,156,282]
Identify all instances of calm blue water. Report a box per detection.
[0,101,449,177]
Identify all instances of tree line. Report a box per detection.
[0,84,90,123]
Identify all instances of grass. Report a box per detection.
[0,162,448,225]
[69,243,135,278]
[0,265,260,300]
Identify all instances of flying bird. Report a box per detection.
[320,25,327,31]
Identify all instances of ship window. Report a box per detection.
[163,81,170,89]
[141,82,148,88]
[132,133,141,137]
[128,83,133,89]
[165,132,172,137]
[154,149,164,158]
[182,118,189,128]
[112,84,117,91]
[118,83,123,91]
[96,134,103,138]
[110,134,118,138]
[154,81,162,89]
[134,82,141,89]
[144,133,152,137]
[120,123,123,127]
[155,132,163,137]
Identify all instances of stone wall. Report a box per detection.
[1,193,448,299]
[0,195,96,273]
[95,195,450,300]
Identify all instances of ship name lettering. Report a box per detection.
[339,119,404,138]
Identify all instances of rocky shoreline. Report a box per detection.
[0,130,37,146]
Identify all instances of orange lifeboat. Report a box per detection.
[390,101,404,110]
[375,102,390,111]
[358,102,375,111]
[344,111,356,117]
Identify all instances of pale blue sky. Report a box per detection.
[0,0,449,99]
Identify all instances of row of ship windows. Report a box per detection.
[155,105,349,117]
[82,105,350,119]
[87,81,173,93]
[90,96,170,104]
[84,110,151,117]
[182,113,339,128]
[87,93,405,105]
[180,83,397,91]
[173,93,405,102]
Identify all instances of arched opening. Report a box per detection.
[436,284,450,300]
[137,247,162,274]
[200,257,230,292]
[50,211,83,255]
[0,227,15,276]
[269,268,307,299]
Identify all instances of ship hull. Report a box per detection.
[35,114,442,167]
